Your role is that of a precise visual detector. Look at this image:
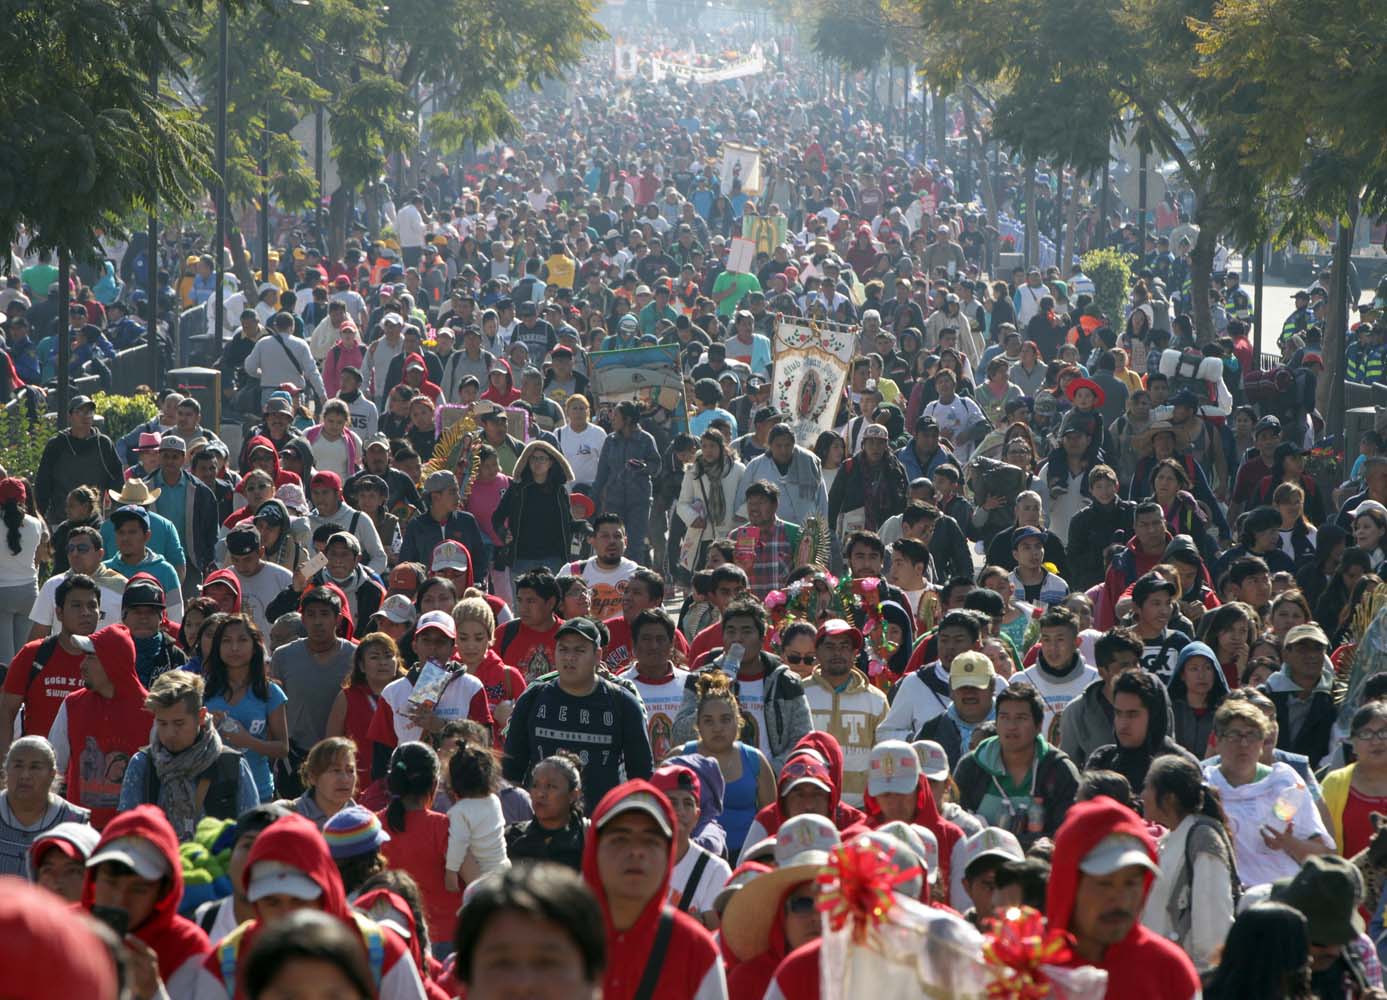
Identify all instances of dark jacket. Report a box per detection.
[593,427,660,505]
[917,711,968,769]
[1084,672,1197,792]
[985,524,1069,578]
[827,452,909,532]
[35,429,124,523]
[1066,497,1136,591]
[953,735,1081,848]
[929,513,974,585]
[1261,666,1337,767]
[504,813,587,872]
[397,509,490,579]
[1167,641,1229,757]
[142,468,219,578]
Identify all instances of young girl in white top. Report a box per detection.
[0,478,43,666]
[444,743,510,891]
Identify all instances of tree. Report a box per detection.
[1190,0,1387,437]
[909,0,1280,343]
[0,0,210,258]
[188,0,604,257]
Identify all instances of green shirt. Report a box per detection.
[712,271,761,317]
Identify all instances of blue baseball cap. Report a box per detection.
[110,504,150,528]
[1012,526,1044,546]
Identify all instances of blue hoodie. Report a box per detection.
[1167,640,1229,756]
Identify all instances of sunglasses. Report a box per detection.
[784,654,817,666]
[67,543,94,554]
[785,896,817,915]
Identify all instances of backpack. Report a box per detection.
[218,910,385,997]
[24,635,62,690]
[496,619,524,659]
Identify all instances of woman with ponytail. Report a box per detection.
[0,477,41,665]
[504,750,588,871]
[1139,754,1239,971]
[375,740,460,958]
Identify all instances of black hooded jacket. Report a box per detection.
[1083,670,1197,792]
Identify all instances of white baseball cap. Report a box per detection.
[960,827,1025,879]
[867,740,921,797]
[415,609,457,640]
[1079,834,1158,878]
[373,593,417,626]
[431,540,471,574]
[595,790,673,839]
[246,859,324,903]
[773,814,840,868]
[86,836,170,881]
[912,740,951,781]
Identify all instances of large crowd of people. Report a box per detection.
[4,24,1387,1000]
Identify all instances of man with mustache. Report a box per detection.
[1048,797,1200,999]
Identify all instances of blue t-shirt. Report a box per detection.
[151,476,188,537]
[689,408,739,438]
[205,681,288,802]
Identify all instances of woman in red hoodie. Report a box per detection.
[582,779,727,1000]
[191,812,427,999]
[241,435,303,490]
[480,358,521,406]
[451,594,525,743]
[48,623,151,827]
[82,805,212,995]
[738,731,868,857]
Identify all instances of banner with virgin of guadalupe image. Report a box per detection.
[772,316,859,448]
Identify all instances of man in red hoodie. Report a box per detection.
[83,805,212,997]
[1048,798,1201,1000]
[862,739,963,892]
[191,812,427,999]
[1096,503,1172,629]
[582,779,728,1000]
[47,623,152,827]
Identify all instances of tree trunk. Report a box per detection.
[228,229,256,297]
[1023,160,1037,269]
[932,88,947,165]
[57,247,71,427]
[1188,205,1217,345]
[1064,173,1083,271]
[328,185,351,261]
[1322,194,1360,443]
[960,92,997,228]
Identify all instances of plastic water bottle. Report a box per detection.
[720,643,745,677]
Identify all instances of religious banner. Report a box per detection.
[651,44,766,85]
[720,142,763,196]
[743,213,788,257]
[772,315,859,447]
[588,342,688,431]
[613,42,638,80]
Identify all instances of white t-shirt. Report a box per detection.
[1018,661,1100,745]
[1204,760,1330,888]
[380,669,489,744]
[556,423,607,486]
[734,674,773,762]
[28,572,123,635]
[310,433,352,479]
[232,562,294,638]
[618,665,689,762]
[669,842,732,917]
[570,557,639,621]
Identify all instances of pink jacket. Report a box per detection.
[322,339,366,398]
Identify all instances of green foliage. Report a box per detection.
[1080,248,1135,327]
[811,0,891,72]
[188,0,604,213]
[0,409,56,483]
[0,0,212,256]
[93,391,158,442]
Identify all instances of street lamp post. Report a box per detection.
[148,0,161,386]
[213,0,228,349]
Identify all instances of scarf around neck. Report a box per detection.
[151,721,226,841]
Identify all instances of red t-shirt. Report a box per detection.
[1342,786,1387,859]
[686,621,724,668]
[602,615,691,671]
[494,619,560,682]
[377,807,461,944]
[3,639,86,738]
